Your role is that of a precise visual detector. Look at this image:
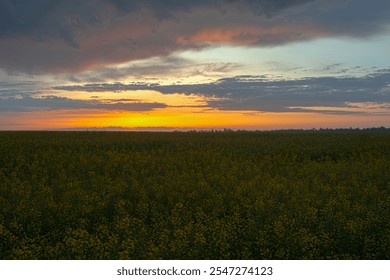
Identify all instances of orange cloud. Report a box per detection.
[177,24,329,46]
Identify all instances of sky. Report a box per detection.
[0,0,389,130]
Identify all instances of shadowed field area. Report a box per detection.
[0,131,389,259]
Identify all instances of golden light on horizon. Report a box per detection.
[2,106,389,131]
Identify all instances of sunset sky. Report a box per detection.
[1,0,389,130]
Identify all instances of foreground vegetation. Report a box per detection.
[0,131,389,259]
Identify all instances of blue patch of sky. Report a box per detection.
[177,33,390,79]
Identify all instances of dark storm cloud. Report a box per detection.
[55,69,390,114]
[100,0,313,17]
[0,0,312,40]
[0,0,55,37]
[0,0,102,46]
[0,0,389,74]
[313,0,390,37]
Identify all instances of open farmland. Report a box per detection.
[0,131,389,259]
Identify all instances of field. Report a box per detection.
[0,131,389,259]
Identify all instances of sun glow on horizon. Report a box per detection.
[1,107,389,131]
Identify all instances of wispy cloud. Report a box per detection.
[63,56,241,83]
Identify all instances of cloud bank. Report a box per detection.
[54,69,390,114]
[0,0,389,74]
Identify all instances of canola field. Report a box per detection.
[0,131,389,259]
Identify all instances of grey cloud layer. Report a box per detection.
[0,89,167,112]
[55,70,390,114]
[0,0,388,74]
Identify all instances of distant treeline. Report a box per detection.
[179,127,390,133]
[266,127,390,133]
